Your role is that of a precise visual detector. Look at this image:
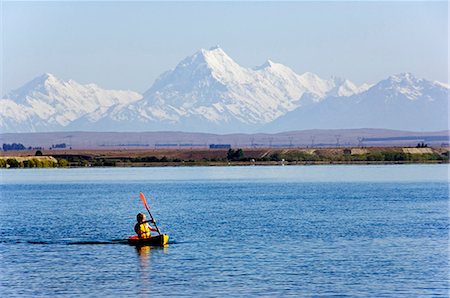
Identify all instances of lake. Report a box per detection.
[0,165,448,297]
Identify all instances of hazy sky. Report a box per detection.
[1,1,448,95]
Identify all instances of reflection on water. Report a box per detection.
[136,245,151,267]
[136,245,151,295]
[135,245,168,268]
[135,245,168,296]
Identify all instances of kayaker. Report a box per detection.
[134,213,158,239]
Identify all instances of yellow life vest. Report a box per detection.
[135,223,151,239]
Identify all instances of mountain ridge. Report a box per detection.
[1,47,448,133]
[267,72,449,132]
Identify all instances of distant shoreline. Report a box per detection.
[1,146,448,168]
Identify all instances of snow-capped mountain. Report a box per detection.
[267,73,449,132]
[1,47,448,133]
[0,73,142,132]
[90,46,366,132]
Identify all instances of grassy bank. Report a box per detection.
[0,156,68,168]
[1,146,448,168]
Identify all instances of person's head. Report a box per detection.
[137,213,146,223]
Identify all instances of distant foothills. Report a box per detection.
[1,47,449,133]
[1,129,449,150]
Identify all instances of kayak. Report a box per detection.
[128,234,169,246]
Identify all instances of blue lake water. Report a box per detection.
[0,165,449,297]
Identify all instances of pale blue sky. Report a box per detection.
[1,1,448,95]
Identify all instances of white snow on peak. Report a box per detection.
[3,47,441,133]
[325,77,373,97]
[135,48,365,126]
[357,83,373,93]
[373,72,447,101]
[259,59,273,68]
[201,47,249,84]
[388,72,417,83]
[1,73,142,131]
[255,59,286,69]
[433,81,450,89]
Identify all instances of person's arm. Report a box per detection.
[145,222,158,232]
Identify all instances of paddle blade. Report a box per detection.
[139,192,149,210]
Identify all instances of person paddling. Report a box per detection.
[134,213,158,239]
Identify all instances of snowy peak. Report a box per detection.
[5,73,141,107]
[6,73,60,103]
[268,72,448,132]
[177,46,242,76]
[254,59,275,70]
[387,72,421,84]
[434,81,450,89]
[328,77,362,97]
[1,74,142,131]
[146,46,244,96]
[200,46,234,64]
[297,72,334,99]
[31,72,59,86]
[254,59,291,71]
[141,48,315,124]
[297,74,370,99]
[381,72,423,91]
[137,47,369,127]
[372,72,448,101]
[380,72,426,88]
[258,60,302,80]
[2,47,446,134]
[199,46,248,84]
[30,72,58,84]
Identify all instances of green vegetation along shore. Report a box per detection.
[0,156,68,168]
[1,146,449,168]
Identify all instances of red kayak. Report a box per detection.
[128,234,169,247]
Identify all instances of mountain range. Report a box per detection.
[1,46,448,133]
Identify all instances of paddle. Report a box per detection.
[139,192,161,235]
